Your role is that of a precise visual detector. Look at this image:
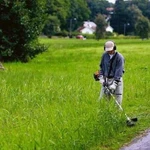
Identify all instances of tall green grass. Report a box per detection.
[0,38,149,150]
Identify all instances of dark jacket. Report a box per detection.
[99,51,125,81]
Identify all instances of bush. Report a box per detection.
[0,0,47,62]
[82,34,96,39]
[54,31,69,37]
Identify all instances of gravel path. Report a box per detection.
[120,129,150,150]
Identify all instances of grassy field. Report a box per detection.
[0,38,150,150]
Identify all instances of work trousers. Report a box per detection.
[99,78,123,105]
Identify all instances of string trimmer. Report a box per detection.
[104,86,138,127]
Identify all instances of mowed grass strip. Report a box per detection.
[0,38,149,150]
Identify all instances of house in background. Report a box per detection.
[105,14,114,33]
[77,20,113,35]
[106,23,114,33]
[77,21,96,34]
[77,7,114,35]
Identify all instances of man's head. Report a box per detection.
[104,41,116,52]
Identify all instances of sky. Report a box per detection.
[107,0,116,4]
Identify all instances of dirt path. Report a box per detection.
[120,129,150,150]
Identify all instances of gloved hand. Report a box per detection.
[99,76,108,87]
[109,80,118,92]
[99,76,104,84]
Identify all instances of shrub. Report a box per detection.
[0,0,47,62]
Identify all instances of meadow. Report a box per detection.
[0,38,150,150]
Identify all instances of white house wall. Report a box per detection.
[106,26,113,33]
[80,28,94,34]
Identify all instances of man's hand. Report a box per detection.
[99,76,109,87]
[99,77,104,84]
[109,80,118,92]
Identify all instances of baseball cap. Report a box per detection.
[104,41,115,51]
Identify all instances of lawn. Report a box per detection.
[0,38,149,150]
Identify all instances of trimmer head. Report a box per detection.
[131,117,138,122]
[126,118,138,127]
[103,86,138,127]
[126,120,135,127]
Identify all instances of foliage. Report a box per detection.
[43,0,90,36]
[110,0,150,36]
[45,0,70,30]
[0,0,47,62]
[82,33,96,39]
[110,0,128,34]
[94,14,107,40]
[41,0,150,37]
[43,15,60,38]
[68,0,90,24]
[86,0,110,21]
[135,16,150,39]
[131,0,150,19]
[125,5,143,34]
[105,31,115,38]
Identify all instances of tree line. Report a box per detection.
[43,0,150,38]
[0,0,150,62]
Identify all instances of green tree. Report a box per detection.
[95,14,107,40]
[64,0,90,34]
[86,0,111,21]
[43,15,60,38]
[126,5,143,35]
[46,0,70,31]
[110,0,127,34]
[130,0,150,19]
[135,16,150,39]
[0,0,47,62]
[44,0,90,36]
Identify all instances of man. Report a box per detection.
[97,41,125,105]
